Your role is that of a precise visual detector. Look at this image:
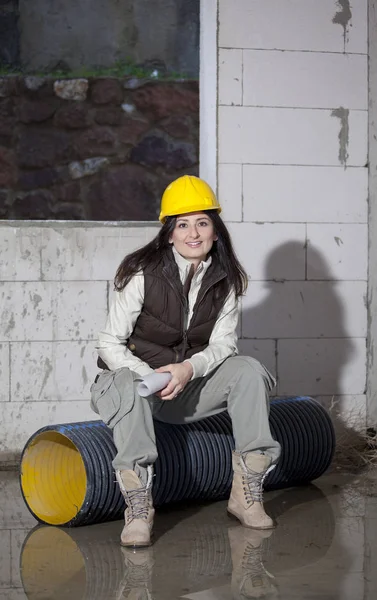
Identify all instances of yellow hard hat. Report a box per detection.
[159,175,221,223]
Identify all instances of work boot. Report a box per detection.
[228,526,278,599]
[118,546,154,600]
[228,452,275,529]
[116,466,154,547]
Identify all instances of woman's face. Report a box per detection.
[169,212,218,266]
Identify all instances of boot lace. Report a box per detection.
[242,542,263,574]
[124,488,150,521]
[119,560,153,600]
[123,560,153,588]
[242,465,275,506]
[242,472,265,505]
[239,542,276,598]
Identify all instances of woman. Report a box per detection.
[91,175,281,548]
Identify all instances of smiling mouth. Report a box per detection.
[186,242,202,248]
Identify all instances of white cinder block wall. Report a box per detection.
[0,0,371,464]
[0,224,158,464]
[201,0,369,429]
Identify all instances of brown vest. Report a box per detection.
[99,250,228,370]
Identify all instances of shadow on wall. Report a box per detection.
[242,240,362,444]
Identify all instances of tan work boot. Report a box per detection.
[119,546,155,600]
[228,526,278,599]
[228,452,275,529]
[116,466,154,548]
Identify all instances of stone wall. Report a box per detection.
[0,76,199,220]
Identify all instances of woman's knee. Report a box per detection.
[224,355,276,391]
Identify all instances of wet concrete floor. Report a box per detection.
[1,469,377,600]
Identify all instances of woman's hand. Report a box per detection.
[155,362,193,400]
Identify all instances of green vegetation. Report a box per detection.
[0,64,20,76]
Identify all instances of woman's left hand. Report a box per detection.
[155,362,193,400]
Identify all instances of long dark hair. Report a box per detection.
[114,211,248,297]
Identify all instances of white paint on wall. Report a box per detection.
[40,226,158,281]
[218,164,243,222]
[227,222,306,280]
[307,224,368,281]
[242,51,368,110]
[11,341,97,402]
[0,400,99,464]
[219,0,367,54]
[0,223,159,464]
[242,165,368,223]
[0,343,10,403]
[213,0,369,428]
[218,106,367,166]
[219,49,243,106]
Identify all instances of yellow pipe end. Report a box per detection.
[20,431,87,525]
[21,527,86,600]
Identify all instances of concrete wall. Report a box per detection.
[201,0,369,430]
[0,222,158,465]
[368,0,377,426]
[18,0,199,76]
[0,0,372,463]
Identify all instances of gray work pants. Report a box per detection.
[90,356,281,484]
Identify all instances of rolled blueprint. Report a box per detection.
[137,372,172,397]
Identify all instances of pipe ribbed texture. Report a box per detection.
[20,396,335,527]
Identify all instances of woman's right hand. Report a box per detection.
[155,362,193,400]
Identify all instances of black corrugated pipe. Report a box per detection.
[20,396,335,527]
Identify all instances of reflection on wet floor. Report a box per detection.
[1,470,377,599]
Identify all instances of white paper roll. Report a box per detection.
[137,372,172,397]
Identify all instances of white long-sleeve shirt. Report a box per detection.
[96,247,239,379]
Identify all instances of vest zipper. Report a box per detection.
[163,273,186,363]
[163,266,227,364]
[180,273,226,363]
[173,347,180,363]
[180,299,190,362]
[163,272,186,309]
